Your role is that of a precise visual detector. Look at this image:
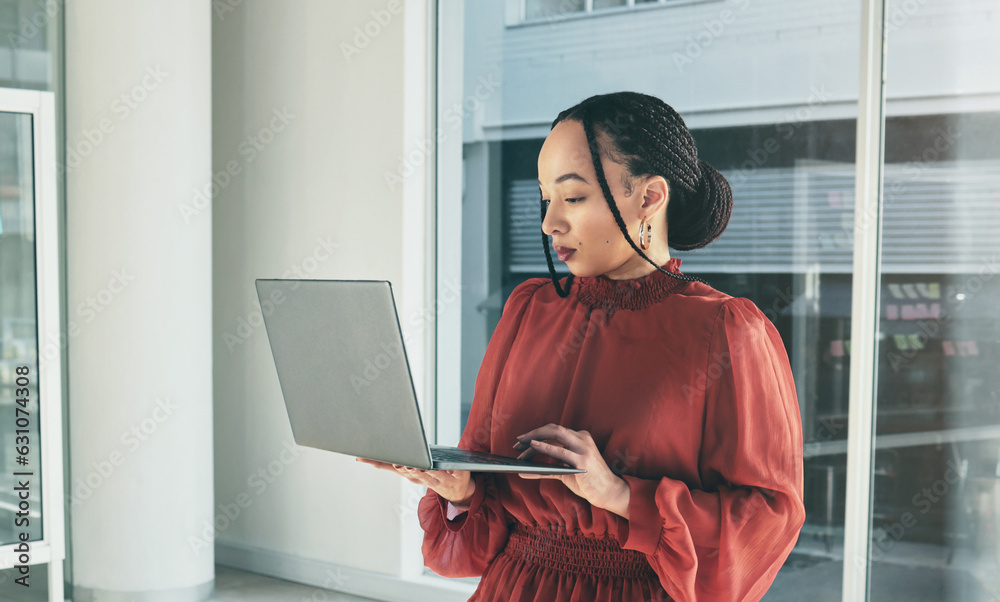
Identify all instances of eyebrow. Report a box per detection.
[537,172,590,188]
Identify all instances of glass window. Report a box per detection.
[867,2,1000,599]
[0,0,62,91]
[0,1,65,598]
[524,0,585,21]
[593,0,628,10]
[443,0,862,596]
[0,111,41,548]
[437,0,1000,598]
[522,0,667,22]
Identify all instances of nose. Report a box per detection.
[541,200,565,237]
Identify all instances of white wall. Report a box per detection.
[211,0,434,586]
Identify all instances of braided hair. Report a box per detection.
[540,91,734,297]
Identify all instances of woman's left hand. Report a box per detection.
[513,423,629,513]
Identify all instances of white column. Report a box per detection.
[64,2,214,600]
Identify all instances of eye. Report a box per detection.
[540,197,583,205]
[542,197,587,208]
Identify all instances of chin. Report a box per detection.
[565,263,601,278]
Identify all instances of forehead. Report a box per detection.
[537,120,595,189]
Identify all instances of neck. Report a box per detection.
[602,247,672,280]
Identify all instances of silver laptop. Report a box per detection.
[255,278,584,474]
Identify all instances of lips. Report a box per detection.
[554,245,576,261]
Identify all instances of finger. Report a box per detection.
[357,457,395,468]
[360,460,427,477]
[515,437,563,461]
[515,423,566,444]
[515,424,587,454]
[357,458,399,472]
[395,465,426,474]
[405,466,436,479]
[525,439,580,466]
[521,434,583,458]
[396,465,434,483]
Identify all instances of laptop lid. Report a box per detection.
[255,278,435,469]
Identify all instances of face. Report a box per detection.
[538,119,671,280]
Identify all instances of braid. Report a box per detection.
[541,197,574,297]
[579,107,708,287]
[540,91,734,294]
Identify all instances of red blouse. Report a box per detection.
[418,258,805,601]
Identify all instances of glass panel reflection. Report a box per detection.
[870,1,1000,599]
[0,111,42,546]
[525,0,585,21]
[455,0,861,597]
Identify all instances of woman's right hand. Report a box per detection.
[355,457,475,505]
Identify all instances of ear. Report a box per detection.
[639,176,669,215]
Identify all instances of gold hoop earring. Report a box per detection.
[638,218,652,250]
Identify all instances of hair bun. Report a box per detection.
[667,159,733,251]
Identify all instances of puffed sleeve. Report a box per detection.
[417,278,546,578]
[612,297,806,601]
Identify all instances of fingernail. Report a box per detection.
[531,440,541,446]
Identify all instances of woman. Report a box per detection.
[358,91,805,601]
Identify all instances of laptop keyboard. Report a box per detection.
[432,448,523,465]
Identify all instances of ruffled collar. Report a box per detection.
[572,257,690,317]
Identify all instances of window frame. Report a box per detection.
[0,87,67,602]
[508,0,719,27]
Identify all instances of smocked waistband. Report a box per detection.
[501,522,658,580]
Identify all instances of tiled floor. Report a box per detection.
[212,565,379,602]
[215,552,1000,602]
[0,564,380,602]
[2,543,998,601]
